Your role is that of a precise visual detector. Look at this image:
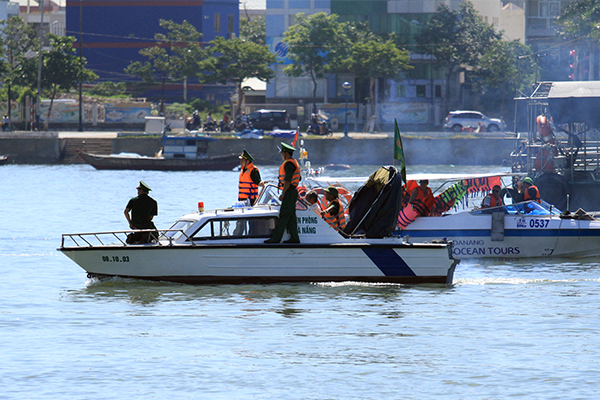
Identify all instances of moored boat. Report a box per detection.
[78,135,240,171]
[512,81,600,211]
[0,154,8,165]
[58,183,458,284]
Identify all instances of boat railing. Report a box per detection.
[60,228,196,248]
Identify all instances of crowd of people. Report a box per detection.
[123,145,542,244]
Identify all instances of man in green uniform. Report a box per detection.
[265,142,301,244]
[125,180,158,244]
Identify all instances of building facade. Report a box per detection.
[64,0,239,101]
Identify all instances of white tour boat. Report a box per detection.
[59,183,458,284]
[311,171,600,260]
[400,200,600,259]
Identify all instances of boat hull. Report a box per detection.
[402,212,600,259]
[59,243,458,285]
[78,151,240,171]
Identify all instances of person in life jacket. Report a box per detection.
[304,190,322,213]
[481,185,505,212]
[320,186,346,231]
[238,149,261,206]
[408,179,434,217]
[265,142,301,244]
[517,177,541,204]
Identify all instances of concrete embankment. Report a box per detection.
[0,131,516,166]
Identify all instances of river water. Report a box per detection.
[2,164,600,399]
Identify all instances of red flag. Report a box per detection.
[291,128,299,148]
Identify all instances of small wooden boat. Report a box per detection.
[78,135,240,171]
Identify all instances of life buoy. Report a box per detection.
[536,115,556,144]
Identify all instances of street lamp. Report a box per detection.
[342,81,352,137]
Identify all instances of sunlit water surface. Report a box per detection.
[1,164,599,399]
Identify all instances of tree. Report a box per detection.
[124,20,205,111]
[556,0,600,80]
[341,37,411,130]
[198,36,276,117]
[0,16,38,119]
[41,34,98,128]
[240,16,266,45]
[283,12,347,110]
[416,2,501,108]
[472,40,535,119]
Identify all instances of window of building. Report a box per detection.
[435,85,442,98]
[215,13,221,32]
[416,85,426,98]
[228,15,234,33]
[396,85,406,97]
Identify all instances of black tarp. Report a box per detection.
[344,166,403,238]
[548,81,600,128]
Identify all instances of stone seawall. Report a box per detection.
[0,135,516,166]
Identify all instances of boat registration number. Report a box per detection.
[528,219,550,228]
[102,255,130,263]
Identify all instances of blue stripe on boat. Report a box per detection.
[401,229,600,238]
[362,248,416,277]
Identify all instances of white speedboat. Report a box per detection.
[58,184,458,284]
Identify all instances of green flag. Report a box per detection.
[394,118,407,183]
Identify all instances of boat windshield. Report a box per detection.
[256,184,281,206]
[471,200,560,216]
[164,220,195,240]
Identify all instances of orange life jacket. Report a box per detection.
[481,193,503,208]
[238,163,259,203]
[524,185,541,203]
[324,198,346,230]
[411,186,434,216]
[278,158,301,189]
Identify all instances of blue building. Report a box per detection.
[65,0,239,101]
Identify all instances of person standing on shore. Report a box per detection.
[265,143,301,244]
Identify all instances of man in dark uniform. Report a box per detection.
[125,181,158,244]
[265,142,301,244]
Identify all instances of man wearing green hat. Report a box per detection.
[517,177,541,204]
[125,180,158,244]
[238,149,262,206]
[320,186,346,230]
[265,142,301,243]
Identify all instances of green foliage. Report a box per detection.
[124,19,205,108]
[416,2,501,105]
[240,16,266,45]
[283,13,348,103]
[0,16,38,89]
[198,36,276,113]
[556,0,600,80]
[472,40,536,116]
[88,81,128,97]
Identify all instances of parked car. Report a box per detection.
[443,110,505,133]
[248,109,291,131]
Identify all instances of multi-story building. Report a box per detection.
[64,0,239,101]
[266,0,529,128]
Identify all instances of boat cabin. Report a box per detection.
[162,135,216,159]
